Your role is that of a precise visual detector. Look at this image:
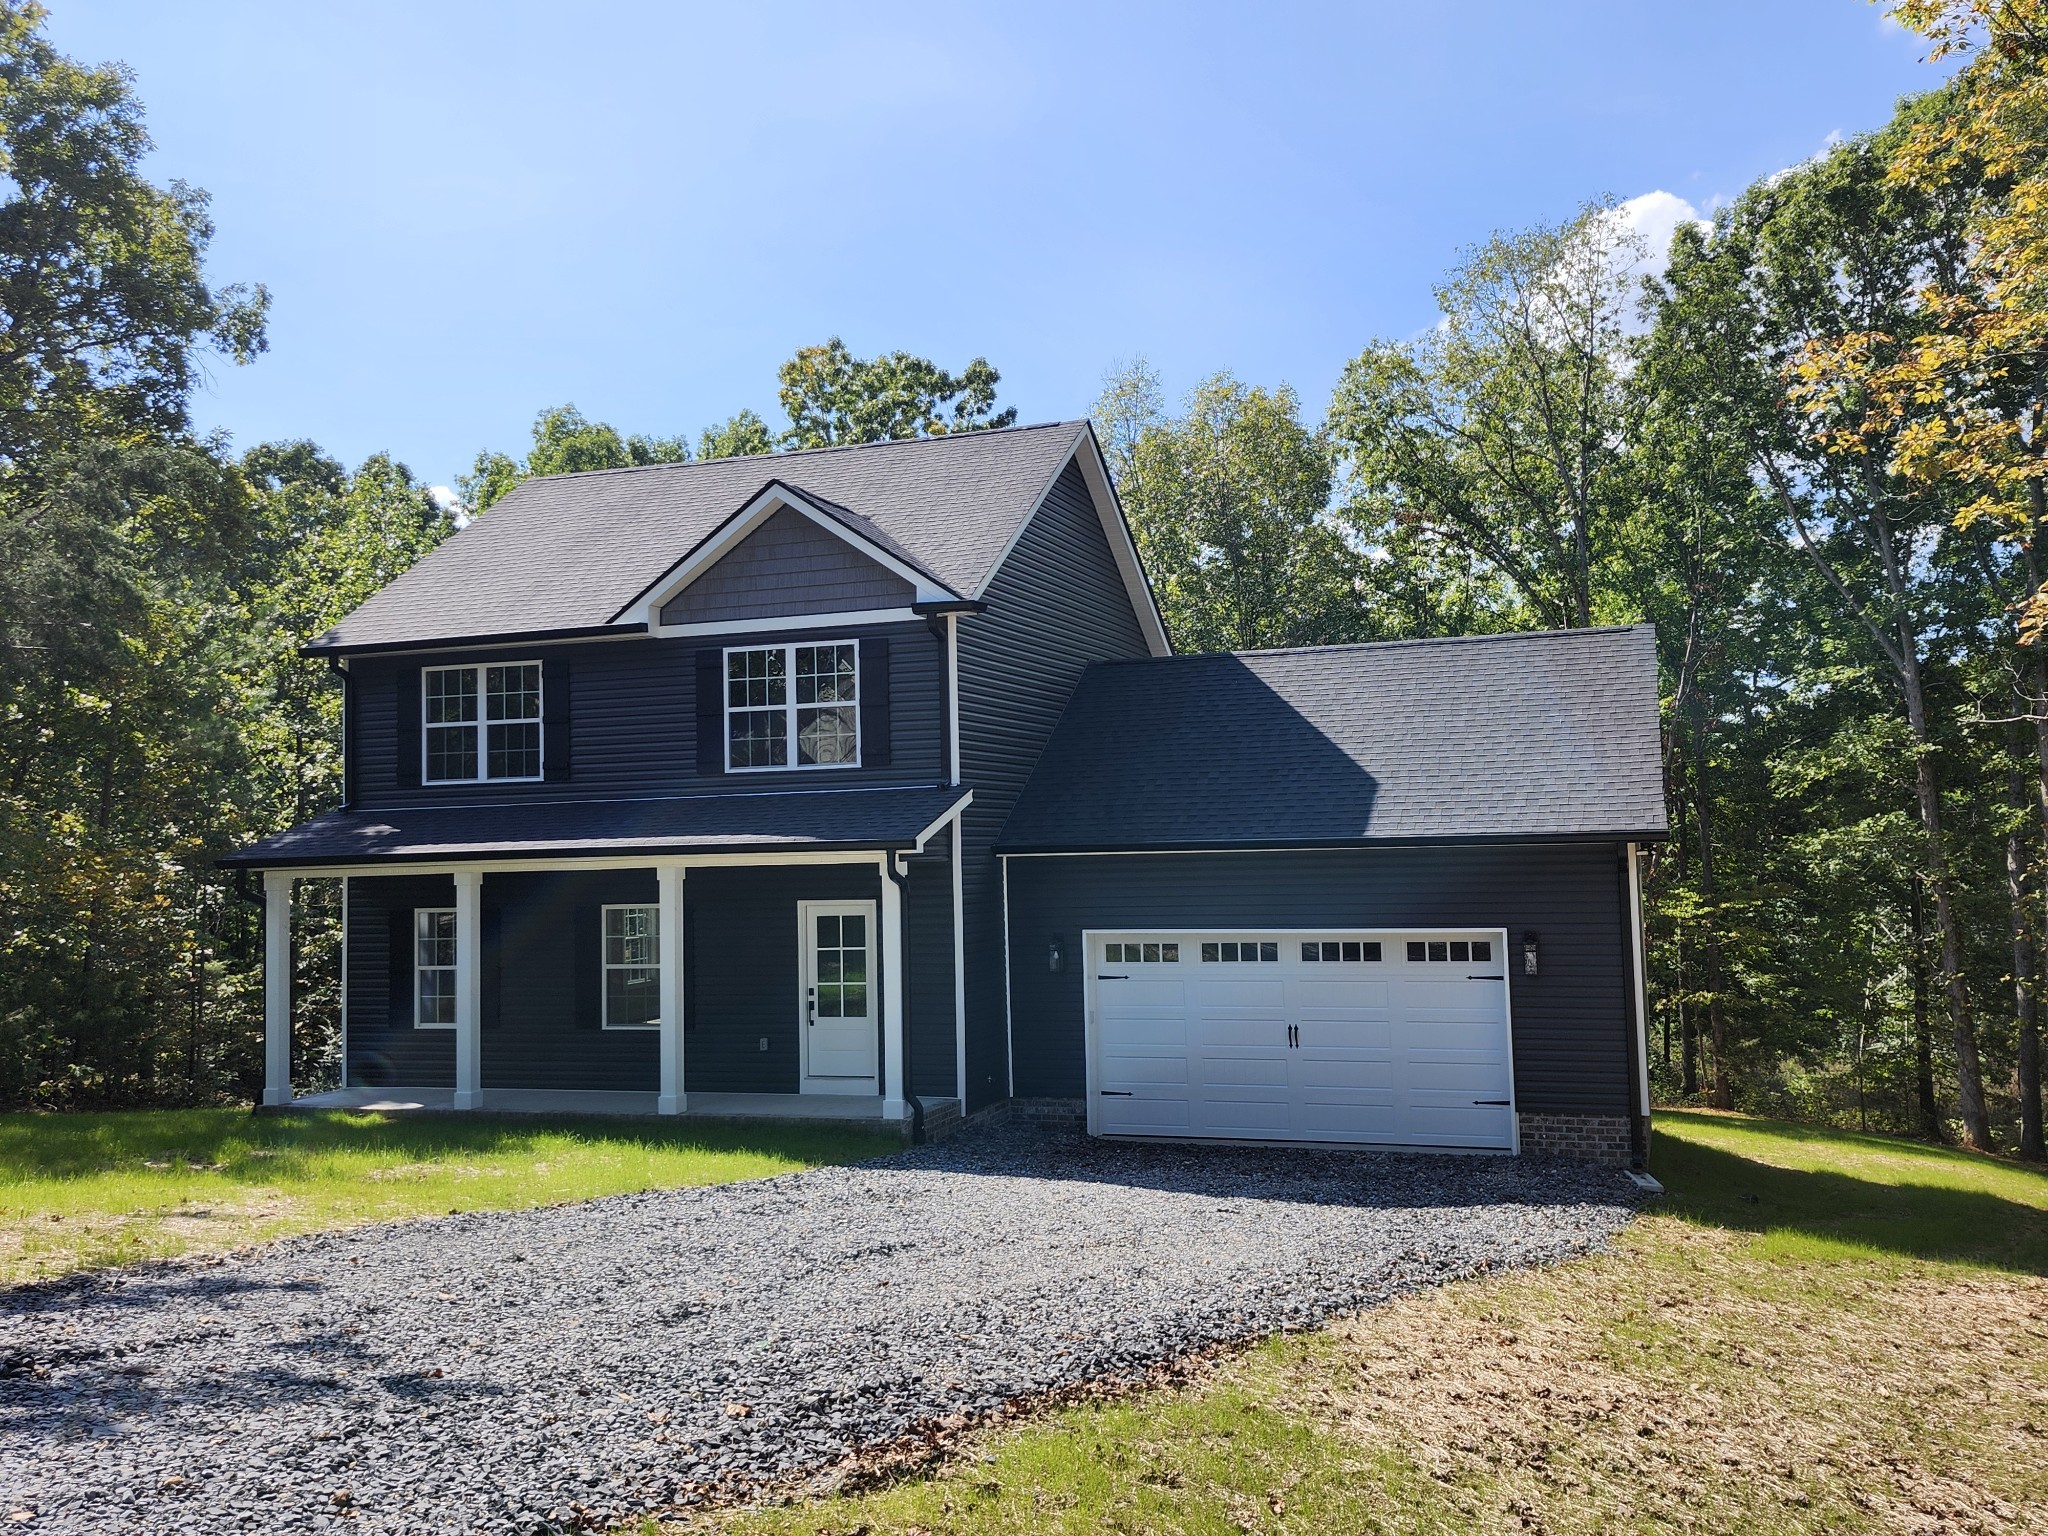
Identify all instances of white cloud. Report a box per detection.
[1608,190,1710,287]
[428,483,470,528]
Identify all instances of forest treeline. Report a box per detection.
[4,0,2046,1154]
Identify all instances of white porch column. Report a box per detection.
[880,854,907,1121]
[453,870,483,1110]
[262,872,293,1106]
[657,865,686,1115]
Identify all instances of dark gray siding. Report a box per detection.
[904,825,958,1098]
[659,508,915,626]
[345,862,919,1094]
[955,458,1151,1109]
[483,869,659,1091]
[347,619,943,809]
[683,863,882,1093]
[344,874,457,1087]
[1002,843,1633,1118]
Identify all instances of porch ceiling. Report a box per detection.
[220,785,970,870]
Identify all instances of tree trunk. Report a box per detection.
[1691,737,1732,1110]
[2025,651,2048,1160]
[1672,754,1700,1096]
[1898,650,1991,1149]
[1910,876,1944,1141]
[2007,734,2045,1160]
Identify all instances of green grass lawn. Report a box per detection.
[695,1111,2048,1536]
[0,1109,896,1285]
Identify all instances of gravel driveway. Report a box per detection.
[1,1126,1638,1534]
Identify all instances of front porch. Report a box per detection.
[251,840,966,1128]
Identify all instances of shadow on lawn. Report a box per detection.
[1653,1123,2048,1276]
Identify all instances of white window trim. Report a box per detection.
[422,660,544,785]
[722,640,862,774]
[601,903,662,1031]
[414,907,457,1029]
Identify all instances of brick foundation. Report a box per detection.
[1517,1112,1634,1167]
[967,1097,1088,1136]
[911,1097,964,1142]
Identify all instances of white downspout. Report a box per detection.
[1627,842,1652,1121]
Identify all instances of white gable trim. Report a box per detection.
[972,424,1171,656]
[614,482,960,630]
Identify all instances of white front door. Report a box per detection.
[800,900,878,1092]
[1088,930,1515,1149]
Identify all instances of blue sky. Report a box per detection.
[47,1,1944,492]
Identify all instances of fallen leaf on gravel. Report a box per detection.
[725,1402,753,1418]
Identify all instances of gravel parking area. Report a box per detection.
[1,1127,1638,1534]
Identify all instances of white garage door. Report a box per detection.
[1087,930,1515,1150]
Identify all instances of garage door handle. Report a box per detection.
[1097,974,1129,981]
[1473,1099,1511,1106]
[1468,974,1504,980]
[1099,1090,1134,1096]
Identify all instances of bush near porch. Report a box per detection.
[703,1112,2048,1536]
[0,1110,895,1286]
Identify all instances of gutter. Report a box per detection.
[300,621,650,660]
[995,830,1676,856]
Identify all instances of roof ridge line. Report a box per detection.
[503,418,1089,489]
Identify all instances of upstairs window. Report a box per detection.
[423,662,542,783]
[725,642,859,771]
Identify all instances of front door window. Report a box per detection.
[801,901,878,1086]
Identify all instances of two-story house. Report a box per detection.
[226,420,1666,1165]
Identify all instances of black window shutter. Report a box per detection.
[481,901,502,1033]
[862,637,892,767]
[573,901,601,1030]
[341,667,357,809]
[543,655,571,781]
[388,909,413,1028]
[394,668,421,788]
[695,649,724,775]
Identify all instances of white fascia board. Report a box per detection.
[618,484,959,628]
[970,425,1171,658]
[911,789,973,853]
[654,607,921,639]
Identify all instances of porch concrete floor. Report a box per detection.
[281,1085,954,1124]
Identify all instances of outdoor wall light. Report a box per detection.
[1522,933,1540,977]
[1049,934,1066,973]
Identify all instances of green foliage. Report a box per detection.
[459,403,691,514]
[697,407,774,460]
[1098,364,1359,652]
[1327,200,1645,631]
[777,336,1018,449]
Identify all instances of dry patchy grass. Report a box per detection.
[698,1113,2048,1536]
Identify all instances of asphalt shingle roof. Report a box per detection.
[312,422,1090,652]
[996,626,1666,851]
[220,787,970,869]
